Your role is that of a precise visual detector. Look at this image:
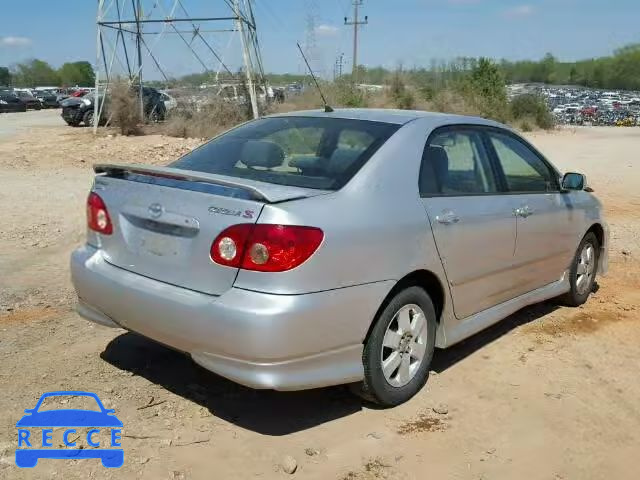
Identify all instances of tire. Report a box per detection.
[82,109,94,127]
[149,104,166,122]
[561,232,599,307]
[356,286,437,407]
[34,103,42,110]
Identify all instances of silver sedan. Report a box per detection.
[71,109,608,406]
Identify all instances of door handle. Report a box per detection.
[514,206,533,218]
[436,211,460,225]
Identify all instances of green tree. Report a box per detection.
[540,53,557,83]
[466,58,509,121]
[58,61,95,87]
[568,66,579,85]
[12,59,60,87]
[469,58,507,102]
[0,66,11,86]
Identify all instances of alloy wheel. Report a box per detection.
[380,304,428,388]
[576,243,596,295]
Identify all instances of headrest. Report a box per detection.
[240,140,284,169]
[427,146,449,172]
[428,146,449,184]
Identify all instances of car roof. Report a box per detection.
[268,108,506,128]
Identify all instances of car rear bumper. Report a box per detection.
[71,245,393,390]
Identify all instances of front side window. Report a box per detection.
[171,116,399,190]
[420,129,497,196]
[489,132,558,193]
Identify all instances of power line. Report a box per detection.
[343,0,367,83]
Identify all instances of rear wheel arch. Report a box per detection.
[363,270,445,345]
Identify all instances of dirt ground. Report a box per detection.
[0,112,638,479]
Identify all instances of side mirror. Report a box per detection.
[562,172,592,192]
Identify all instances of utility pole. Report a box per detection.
[344,0,367,84]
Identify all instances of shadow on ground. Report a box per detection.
[431,299,563,372]
[100,333,362,436]
[101,293,573,435]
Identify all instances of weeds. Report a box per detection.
[163,97,250,139]
[510,93,555,129]
[110,80,142,136]
[110,58,554,140]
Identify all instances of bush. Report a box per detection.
[163,97,250,139]
[271,80,370,112]
[110,81,142,136]
[419,85,436,102]
[334,81,369,108]
[429,88,480,117]
[519,119,534,132]
[510,94,554,130]
[387,70,416,110]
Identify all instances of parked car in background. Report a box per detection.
[159,91,177,111]
[13,89,42,110]
[71,109,608,407]
[33,90,60,108]
[71,89,90,98]
[60,94,104,127]
[0,89,27,112]
[61,86,166,127]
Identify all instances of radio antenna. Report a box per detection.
[296,42,333,113]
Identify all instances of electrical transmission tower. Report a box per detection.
[302,0,322,77]
[95,0,266,131]
[344,0,368,84]
[333,53,344,81]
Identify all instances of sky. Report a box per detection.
[1,0,639,79]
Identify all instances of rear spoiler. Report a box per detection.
[94,163,270,201]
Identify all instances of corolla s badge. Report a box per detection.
[209,206,254,219]
[148,203,164,219]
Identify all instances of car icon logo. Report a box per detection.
[15,391,124,468]
[148,203,164,219]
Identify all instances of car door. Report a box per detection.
[486,129,576,295]
[419,126,517,320]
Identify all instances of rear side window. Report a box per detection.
[488,132,558,193]
[420,129,497,196]
[171,116,399,190]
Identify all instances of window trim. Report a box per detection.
[481,126,562,195]
[418,125,503,198]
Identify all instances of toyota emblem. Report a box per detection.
[148,203,164,219]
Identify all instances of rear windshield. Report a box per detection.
[170,116,400,190]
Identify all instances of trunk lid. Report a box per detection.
[90,164,327,296]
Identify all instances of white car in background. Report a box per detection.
[160,91,177,111]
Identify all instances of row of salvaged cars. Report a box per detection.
[0,87,61,112]
[0,87,97,113]
[507,83,640,126]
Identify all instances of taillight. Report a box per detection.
[211,224,324,272]
[87,192,113,235]
[210,224,253,268]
